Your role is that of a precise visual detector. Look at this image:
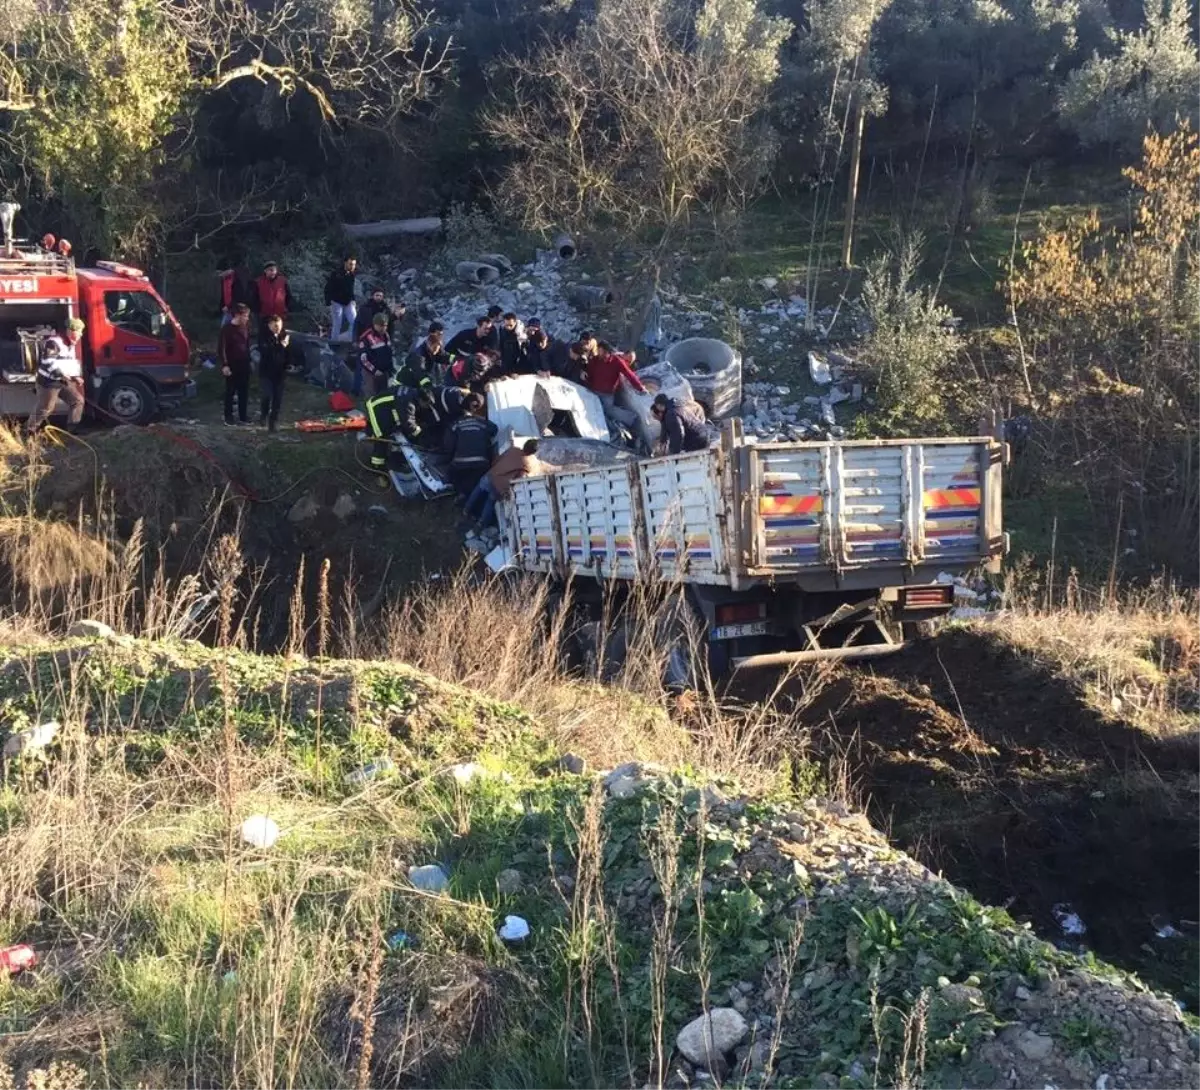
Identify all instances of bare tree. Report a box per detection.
[484,0,790,344]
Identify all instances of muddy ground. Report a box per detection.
[778,628,1200,1007]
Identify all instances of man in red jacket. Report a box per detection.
[585,340,645,432]
[252,261,296,332]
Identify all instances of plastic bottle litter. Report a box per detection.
[2,720,60,758]
[240,815,281,850]
[408,864,450,893]
[498,915,530,942]
[0,944,37,974]
[345,757,396,786]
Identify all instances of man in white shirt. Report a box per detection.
[29,317,86,432]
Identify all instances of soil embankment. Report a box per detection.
[777,628,1199,1007]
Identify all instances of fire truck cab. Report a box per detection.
[0,248,194,425]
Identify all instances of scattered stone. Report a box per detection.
[408,864,450,893]
[367,504,389,517]
[758,277,778,290]
[558,753,587,775]
[287,495,320,523]
[1017,1030,1055,1061]
[608,775,640,800]
[68,619,115,639]
[1125,1057,1150,1077]
[496,868,524,895]
[331,493,356,520]
[1015,985,1033,1002]
[940,982,985,1008]
[676,1008,748,1066]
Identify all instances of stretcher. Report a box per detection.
[294,412,366,433]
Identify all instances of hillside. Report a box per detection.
[0,630,1196,1090]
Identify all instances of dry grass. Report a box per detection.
[997,565,1198,734]
[370,567,826,786]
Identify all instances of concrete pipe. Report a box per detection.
[477,252,514,275]
[456,261,501,286]
[568,284,614,308]
[554,233,577,260]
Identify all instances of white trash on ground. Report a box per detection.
[498,915,530,942]
[241,815,281,849]
[408,864,450,893]
[807,352,832,385]
[2,720,59,757]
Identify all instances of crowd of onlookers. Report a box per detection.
[216,255,710,537]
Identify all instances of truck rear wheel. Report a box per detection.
[102,376,157,426]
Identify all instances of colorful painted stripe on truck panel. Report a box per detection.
[566,534,635,558]
[656,533,712,559]
[759,494,823,516]
[923,486,980,550]
[520,534,555,557]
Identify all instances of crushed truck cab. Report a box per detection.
[0,249,194,425]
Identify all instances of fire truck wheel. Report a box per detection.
[101,376,157,426]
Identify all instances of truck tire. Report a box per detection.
[101,376,157,426]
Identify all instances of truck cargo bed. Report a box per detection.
[501,422,1004,592]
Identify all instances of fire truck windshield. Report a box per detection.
[104,289,168,339]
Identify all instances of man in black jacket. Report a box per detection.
[497,312,525,375]
[325,256,358,342]
[446,317,493,360]
[651,394,709,454]
[257,314,298,431]
[442,392,498,496]
[402,321,449,386]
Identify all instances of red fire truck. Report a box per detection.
[0,238,194,426]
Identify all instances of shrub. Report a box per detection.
[859,232,963,435]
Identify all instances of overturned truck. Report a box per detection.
[495,419,1007,675]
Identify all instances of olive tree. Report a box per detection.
[0,0,449,255]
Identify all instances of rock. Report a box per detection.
[1018,1030,1055,1062]
[758,277,778,290]
[408,864,450,893]
[1095,1074,1110,1090]
[813,1074,839,1089]
[701,784,726,808]
[849,1060,867,1081]
[558,753,587,775]
[748,1039,771,1073]
[287,495,320,523]
[331,493,356,520]
[68,619,114,639]
[940,983,985,1009]
[1125,1057,1150,1077]
[1015,985,1033,1002]
[367,504,389,517]
[607,775,640,800]
[604,762,641,787]
[496,868,524,895]
[3,720,59,758]
[676,1009,748,1066]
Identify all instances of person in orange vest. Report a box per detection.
[217,261,254,327]
[251,261,296,332]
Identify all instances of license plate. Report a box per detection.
[710,621,770,641]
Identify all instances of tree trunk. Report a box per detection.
[840,83,867,269]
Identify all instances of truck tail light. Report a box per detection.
[716,602,767,625]
[901,586,953,609]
